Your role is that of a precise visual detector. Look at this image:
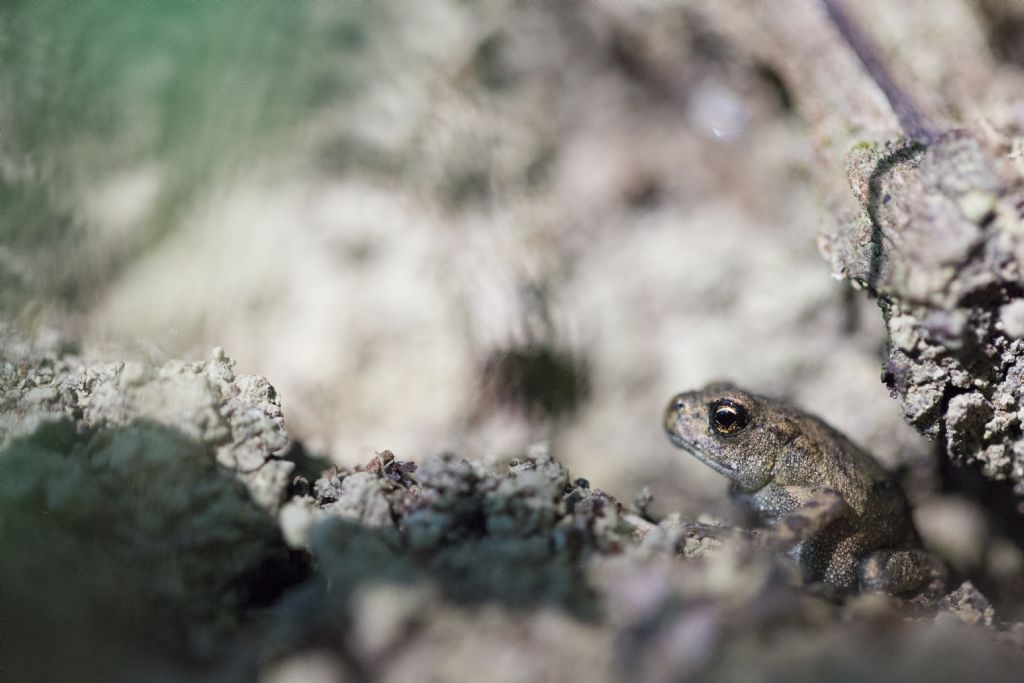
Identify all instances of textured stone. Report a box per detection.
[820,125,1024,494]
[0,329,294,512]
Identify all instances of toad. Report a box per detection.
[664,383,946,597]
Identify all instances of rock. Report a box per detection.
[820,125,1024,494]
[939,581,995,626]
[0,419,293,679]
[0,327,294,512]
[999,300,1024,338]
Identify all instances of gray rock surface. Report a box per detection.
[266,446,1024,682]
[0,330,306,680]
[820,125,1024,492]
[0,328,294,511]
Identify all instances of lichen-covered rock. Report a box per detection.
[297,446,631,617]
[0,328,294,511]
[819,124,1024,493]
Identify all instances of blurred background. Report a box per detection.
[4,0,971,519]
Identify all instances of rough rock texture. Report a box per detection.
[819,125,1024,492]
[279,446,622,621]
[261,448,1024,682]
[0,328,295,511]
[0,332,308,680]
[3,339,1024,681]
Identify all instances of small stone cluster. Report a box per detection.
[280,445,627,617]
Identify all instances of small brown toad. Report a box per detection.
[664,382,946,597]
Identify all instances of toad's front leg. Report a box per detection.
[859,549,948,600]
[752,485,851,547]
[755,486,858,592]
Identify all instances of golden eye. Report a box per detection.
[709,399,749,436]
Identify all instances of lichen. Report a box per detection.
[820,125,1024,494]
[0,330,295,512]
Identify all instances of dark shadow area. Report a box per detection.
[975,0,1024,69]
[938,447,1024,552]
[479,343,592,420]
[865,141,926,292]
[938,448,1024,550]
[309,517,599,617]
[0,419,310,683]
[274,438,331,496]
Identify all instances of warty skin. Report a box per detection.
[665,382,946,596]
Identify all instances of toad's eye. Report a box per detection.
[709,399,749,436]
[672,398,685,411]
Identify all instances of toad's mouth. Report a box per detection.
[666,434,737,478]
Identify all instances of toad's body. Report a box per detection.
[665,383,945,596]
